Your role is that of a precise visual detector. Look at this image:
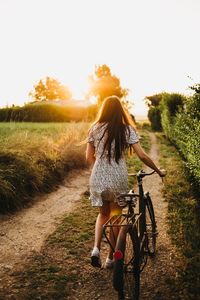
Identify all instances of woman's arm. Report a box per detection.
[86,143,96,166]
[132,142,166,177]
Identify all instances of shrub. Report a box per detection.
[160,91,200,188]
[0,103,98,122]
[147,90,200,188]
[147,107,162,131]
[160,93,186,142]
[146,93,163,131]
[173,95,200,187]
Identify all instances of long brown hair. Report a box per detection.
[92,95,136,163]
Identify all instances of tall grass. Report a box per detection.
[0,123,151,213]
[3,129,151,299]
[0,103,98,122]
[0,122,89,213]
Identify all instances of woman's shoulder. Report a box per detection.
[125,124,139,144]
[125,124,136,132]
[90,122,107,133]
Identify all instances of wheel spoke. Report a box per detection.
[145,196,157,255]
[121,230,139,299]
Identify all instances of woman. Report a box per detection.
[86,95,165,268]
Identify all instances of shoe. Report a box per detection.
[91,247,101,268]
[104,257,114,269]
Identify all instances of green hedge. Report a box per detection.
[147,91,200,188]
[173,99,200,187]
[160,93,185,141]
[147,107,162,131]
[0,103,98,122]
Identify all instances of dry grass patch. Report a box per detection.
[0,122,89,213]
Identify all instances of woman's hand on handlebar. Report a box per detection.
[158,168,167,177]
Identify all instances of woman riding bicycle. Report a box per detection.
[86,95,165,268]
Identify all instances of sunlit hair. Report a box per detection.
[91,95,136,163]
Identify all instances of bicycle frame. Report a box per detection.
[103,209,141,254]
[103,170,156,300]
[137,174,148,252]
[103,170,155,258]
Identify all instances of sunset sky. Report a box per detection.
[0,0,199,116]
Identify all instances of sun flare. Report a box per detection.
[0,0,199,116]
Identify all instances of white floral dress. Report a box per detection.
[87,123,139,206]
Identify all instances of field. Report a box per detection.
[0,124,151,299]
[0,122,90,212]
[0,122,199,298]
[0,122,150,213]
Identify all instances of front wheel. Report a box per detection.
[113,226,140,300]
[145,194,157,256]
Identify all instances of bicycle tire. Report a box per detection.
[113,225,140,300]
[145,194,157,256]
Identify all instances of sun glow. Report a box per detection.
[66,76,89,100]
[0,0,199,116]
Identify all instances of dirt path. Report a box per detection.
[0,134,181,299]
[0,169,90,276]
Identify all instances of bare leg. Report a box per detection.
[94,200,110,250]
[108,202,122,259]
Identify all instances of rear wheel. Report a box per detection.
[113,226,140,300]
[145,194,157,255]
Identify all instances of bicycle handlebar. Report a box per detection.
[128,169,156,178]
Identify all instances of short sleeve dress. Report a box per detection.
[87,123,139,206]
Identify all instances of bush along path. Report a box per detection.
[0,132,184,300]
[139,133,183,300]
[158,133,200,299]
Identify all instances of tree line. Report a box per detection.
[0,64,131,122]
[29,64,129,106]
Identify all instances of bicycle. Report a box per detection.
[103,169,158,300]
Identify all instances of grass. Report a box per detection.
[126,128,151,187]
[3,127,199,298]
[0,122,89,213]
[3,195,98,299]
[157,133,200,299]
[2,129,151,299]
[0,123,150,213]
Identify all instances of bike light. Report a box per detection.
[114,250,123,260]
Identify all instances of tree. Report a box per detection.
[146,92,186,131]
[187,83,200,120]
[145,93,164,131]
[88,64,129,106]
[145,93,164,108]
[29,77,72,102]
[189,83,200,94]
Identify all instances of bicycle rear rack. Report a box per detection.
[103,213,141,229]
[103,213,142,253]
